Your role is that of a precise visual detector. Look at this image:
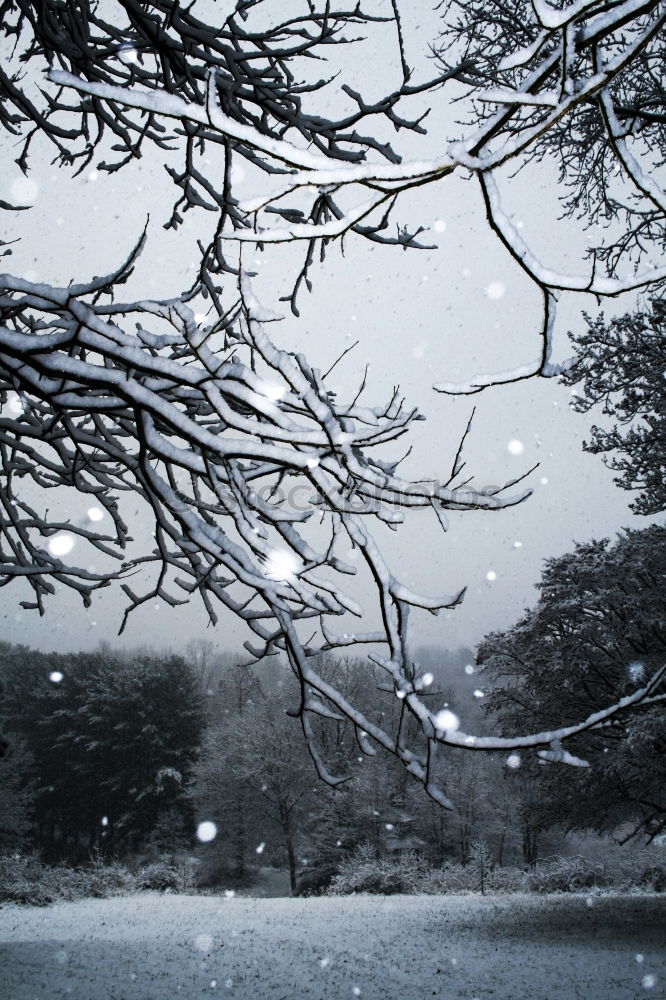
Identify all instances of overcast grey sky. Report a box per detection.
[0,3,657,659]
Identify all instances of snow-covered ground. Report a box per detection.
[1,892,664,999]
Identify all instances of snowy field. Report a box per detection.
[1,892,664,1000]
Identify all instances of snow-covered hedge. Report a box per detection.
[527,855,666,894]
[326,848,665,897]
[329,846,427,895]
[0,852,137,905]
[0,852,192,905]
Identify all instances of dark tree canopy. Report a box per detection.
[478,525,666,841]
[0,643,204,852]
[562,300,666,516]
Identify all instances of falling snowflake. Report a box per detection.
[196,821,218,843]
[195,934,213,952]
[513,541,523,549]
[262,549,301,581]
[255,842,265,855]
[87,506,104,523]
[540,477,549,485]
[10,176,38,203]
[433,219,447,233]
[224,889,235,898]
[507,439,524,455]
[628,661,645,683]
[486,570,497,581]
[421,672,434,688]
[486,281,505,299]
[464,664,475,675]
[49,671,64,684]
[642,975,657,990]
[47,533,75,558]
[320,957,330,968]
[434,709,460,732]
[506,753,521,769]
[473,689,484,698]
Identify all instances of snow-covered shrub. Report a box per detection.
[413,862,476,894]
[591,846,666,892]
[527,856,607,893]
[135,858,194,892]
[0,852,55,905]
[486,866,529,892]
[0,852,137,904]
[329,845,426,895]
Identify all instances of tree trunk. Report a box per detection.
[279,800,298,895]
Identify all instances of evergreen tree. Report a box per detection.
[0,644,204,854]
[478,526,666,842]
[563,301,666,516]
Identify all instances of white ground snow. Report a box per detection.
[1,892,664,999]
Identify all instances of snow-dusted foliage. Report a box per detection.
[329,844,427,896]
[562,300,666,515]
[478,526,666,841]
[0,1,664,803]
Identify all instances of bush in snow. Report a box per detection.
[0,852,136,905]
[413,862,477,894]
[526,856,608,893]
[329,844,427,895]
[135,859,194,892]
[485,866,529,893]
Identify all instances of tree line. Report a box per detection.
[2,520,662,891]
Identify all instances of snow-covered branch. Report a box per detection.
[42,0,666,392]
[1,0,664,804]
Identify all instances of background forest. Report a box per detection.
[2,519,664,901]
[0,0,664,908]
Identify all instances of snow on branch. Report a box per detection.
[2,251,655,803]
[1,0,664,803]
[43,0,666,392]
